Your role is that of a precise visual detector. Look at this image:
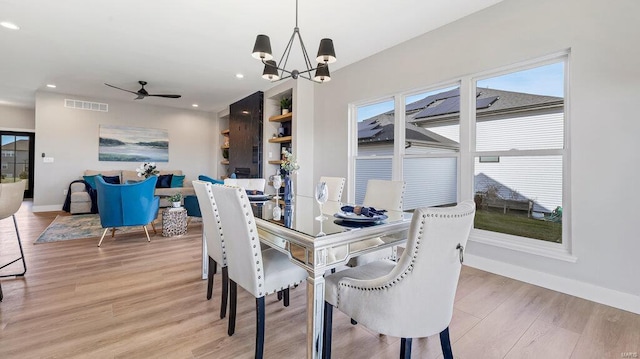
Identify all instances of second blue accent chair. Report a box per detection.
[95,176,160,247]
[184,175,224,219]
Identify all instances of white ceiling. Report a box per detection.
[0,0,502,113]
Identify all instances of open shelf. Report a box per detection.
[221,145,230,149]
[269,112,293,122]
[268,136,292,144]
[221,129,230,135]
[220,160,229,165]
[268,160,283,165]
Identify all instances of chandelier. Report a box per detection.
[251,0,336,83]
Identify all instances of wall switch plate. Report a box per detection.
[268,152,273,158]
[63,189,68,195]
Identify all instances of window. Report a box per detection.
[350,52,569,253]
[404,85,460,210]
[354,99,394,205]
[473,61,565,243]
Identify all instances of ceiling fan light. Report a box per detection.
[252,34,273,61]
[262,60,280,81]
[313,63,331,83]
[316,38,336,64]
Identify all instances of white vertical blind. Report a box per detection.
[403,157,458,210]
[355,158,392,205]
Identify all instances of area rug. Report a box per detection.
[34,214,144,244]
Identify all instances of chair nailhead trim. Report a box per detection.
[336,204,475,306]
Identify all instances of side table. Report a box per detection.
[162,207,187,237]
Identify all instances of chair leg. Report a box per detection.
[0,282,3,301]
[439,326,453,359]
[143,226,151,242]
[111,227,116,237]
[220,266,228,319]
[98,228,109,247]
[255,296,265,359]
[400,338,412,359]
[323,302,333,359]
[0,215,27,277]
[228,280,237,336]
[151,221,157,234]
[207,257,216,300]
[277,290,283,301]
[283,288,290,307]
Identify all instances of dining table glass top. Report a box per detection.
[248,194,411,270]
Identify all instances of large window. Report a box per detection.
[473,61,565,243]
[351,53,569,250]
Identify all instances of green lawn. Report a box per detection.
[474,208,562,243]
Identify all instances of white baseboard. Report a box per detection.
[464,253,640,315]
[32,204,63,213]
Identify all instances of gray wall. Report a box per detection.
[313,0,640,311]
[0,105,35,131]
[33,91,218,210]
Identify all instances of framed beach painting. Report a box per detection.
[99,125,169,162]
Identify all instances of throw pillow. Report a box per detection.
[102,175,121,185]
[198,175,224,185]
[171,174,185,188]
[83,174,101,188]
[156,174,173,188]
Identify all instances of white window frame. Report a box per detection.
[467,51,574,261]
[348,50,574,262]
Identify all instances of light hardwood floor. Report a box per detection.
[1,201,638,358]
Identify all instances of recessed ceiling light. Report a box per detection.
[0,21,20,30]
[46,84,57,88]
[236,73,244,79]
[192,104,199,108]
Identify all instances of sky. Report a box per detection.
[358,62,564,122]
[1,135,29,146]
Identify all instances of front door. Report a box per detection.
[1,131,35,198]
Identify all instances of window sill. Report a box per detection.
[470,229,577,263]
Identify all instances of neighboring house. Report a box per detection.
[357,87,563,213]
[1,139,30,180]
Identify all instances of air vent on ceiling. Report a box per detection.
[64,99,108,112]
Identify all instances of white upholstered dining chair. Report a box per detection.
[210,184,308,359]
[322,200,476,359]
[319,176,345,203]
[346,179,406,267]
[223,178,266,193]
[0,180,27,279]
[193,180,229,319]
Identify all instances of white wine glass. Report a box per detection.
[271,174,282,201]
[315,181,329,221]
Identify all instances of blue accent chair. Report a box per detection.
[95,176,160,247]
[184,175,224,219]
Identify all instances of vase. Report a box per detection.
[284,174,294,204]
[284,204,293,228]
[172,202,181,208]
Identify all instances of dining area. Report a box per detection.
[191,173,475,359]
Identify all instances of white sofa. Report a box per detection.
[69,169,195,214]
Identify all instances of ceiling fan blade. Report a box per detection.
[104,83,139,95]
[148,94,182,98]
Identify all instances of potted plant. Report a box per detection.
[168,193,182,208]
[280,97,292,115]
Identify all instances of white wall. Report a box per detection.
[313,0,640,312]
[0,105,35,131]
[33,91,218,211]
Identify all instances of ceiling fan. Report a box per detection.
[104,81,181,100]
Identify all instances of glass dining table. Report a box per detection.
[200,194,412,359]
